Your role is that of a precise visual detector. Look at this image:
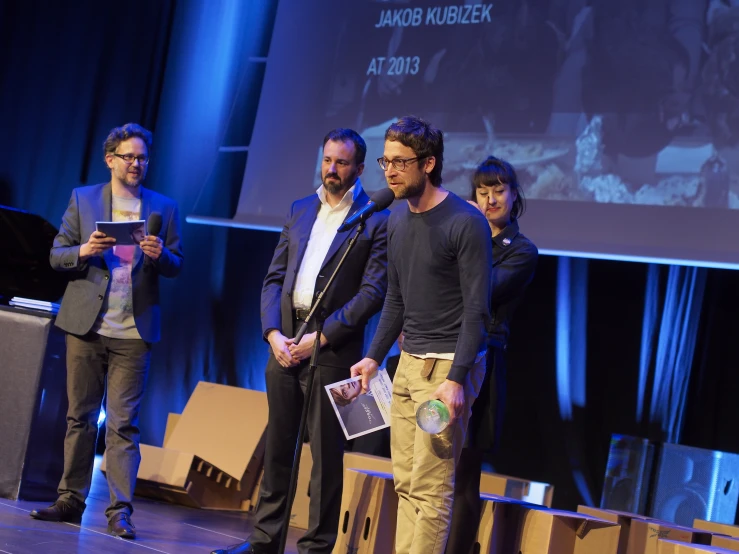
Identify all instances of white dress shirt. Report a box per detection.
[292,181,362,310]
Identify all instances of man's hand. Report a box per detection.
[267,330,299,368]
[351,358,379,392]
[430,379,465,425]
[79,231,116,261]
[140,235,163,261]
[286,331,327,362]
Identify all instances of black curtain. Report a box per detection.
[491,256,739,511]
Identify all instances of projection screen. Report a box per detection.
[226,0,739,268]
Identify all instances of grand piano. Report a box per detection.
[0,205,71,500]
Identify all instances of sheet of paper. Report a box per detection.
[325,368,393,440]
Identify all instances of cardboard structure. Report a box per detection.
[694,520,739,540]
[290,449,394,530]
[101,381,268,510]
[332,469,397,554]
[480,471,554,507]
[626,518,714,554]
[576,506,724,554]
[657,540,739,554]
[577,505,649,554]
[475,496,621,554]
[711,536,739,552]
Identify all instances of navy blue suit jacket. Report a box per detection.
[260,186,389,368]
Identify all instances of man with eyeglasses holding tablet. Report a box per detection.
[30,123,183,540]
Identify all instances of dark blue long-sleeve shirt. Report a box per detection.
[366,192,492,384]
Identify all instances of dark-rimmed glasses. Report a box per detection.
[113,153,149,165]
[377,156,424,171]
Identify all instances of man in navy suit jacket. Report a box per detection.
[31,123,183,540]
[212,129,388,554]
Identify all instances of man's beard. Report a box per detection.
[393,177,425,200]
[123,169,144,187]
[322,173,353,195]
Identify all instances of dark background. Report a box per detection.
[3,0,739,513]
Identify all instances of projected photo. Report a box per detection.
[318,0,739,209]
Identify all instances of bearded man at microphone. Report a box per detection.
[31,123,183,539]
[211,128,389,554]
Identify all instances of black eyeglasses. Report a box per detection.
[377,156,425,171]
[113,153,149,165]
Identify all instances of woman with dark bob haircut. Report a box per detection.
[446,155,539,554]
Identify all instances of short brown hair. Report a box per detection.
[385,116,444,186]
[103,123,153,161]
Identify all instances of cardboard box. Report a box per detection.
[577,505,646,554]
[165,382,268,493]
[658,539,739,554]
[712,536,739,552]
[344,451,393,474]
[476,499,620,554]
[480,471,554,507]
[517,508,621,554]
[332,469,397,554]
[694,520,739,539]
[163,412,180,447]
[287,449,394,530]
[627,519,714,554]
[101,382,268,511]
[475,494,541,553]
[122,444,246,509]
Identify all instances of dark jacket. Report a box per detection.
[470,219,537,451]
[260,186,389,368]
[487,220,538,349]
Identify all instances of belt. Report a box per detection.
[294,308,311,320]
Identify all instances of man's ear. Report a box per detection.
[424,156,436,175]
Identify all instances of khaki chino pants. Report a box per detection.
[390,351,486,554]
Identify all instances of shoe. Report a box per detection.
[30,501,83,524]
[107,513,136,539]
[210,541,259,554]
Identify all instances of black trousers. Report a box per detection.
[250,352,349,554]
[445,346,505,554]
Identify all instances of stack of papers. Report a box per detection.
[9,297,60,314]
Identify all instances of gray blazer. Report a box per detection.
[50,182,183,343]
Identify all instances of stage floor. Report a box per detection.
[0,457,301,553]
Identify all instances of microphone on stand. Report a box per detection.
[293,188,394,344]
[337,188,395,233]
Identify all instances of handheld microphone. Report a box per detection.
[144,211,163,270]
[338,188,395,233]
[147,211,162,237]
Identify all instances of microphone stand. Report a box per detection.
[277,220,367,554]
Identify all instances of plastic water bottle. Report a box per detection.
[416,399,450,434]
